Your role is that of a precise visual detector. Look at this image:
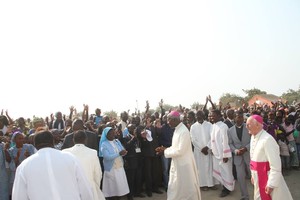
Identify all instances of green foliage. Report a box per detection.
[242,88,267,102]
[219,93,244,108]
[103,110,118,119]
[190,102,204,110]
[155,103,174,113]
[281,86,300,104]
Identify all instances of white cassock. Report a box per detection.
[63,144,105,200]
[208,121,235,191]
[164,122,201,200]
[190,120,218,187]
[12,148,93,200]
[250,130,293,200]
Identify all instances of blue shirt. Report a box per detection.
[159,123,174,147]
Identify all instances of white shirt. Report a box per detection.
[12,147,93,200]
[63,144,105,200]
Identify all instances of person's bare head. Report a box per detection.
[95,108,101,116]
[246,115,263,135]
[226,109,235,120]
[72,119,85,131]
[34,130,54,150]
[73,130,87,144]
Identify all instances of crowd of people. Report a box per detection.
[0,96,299,200]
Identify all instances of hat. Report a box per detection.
[252,114,263,124]
[168,111,180,118]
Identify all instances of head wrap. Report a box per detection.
[11,130,22,142]
[99,127,112,157]
[10,130,23,148]
[252,114,263,125]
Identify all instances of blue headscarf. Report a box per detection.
[98,127,112,157]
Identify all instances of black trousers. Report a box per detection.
[143,156,160,193]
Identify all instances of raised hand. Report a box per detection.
[83,104,89,111]
[69,106,74,112]
[159,99,163,108]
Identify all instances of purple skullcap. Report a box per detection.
[252,114,263,124]
[168,111,180,118]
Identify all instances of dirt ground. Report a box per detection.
[128,168,299,200]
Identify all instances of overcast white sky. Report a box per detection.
[1,0,299,119]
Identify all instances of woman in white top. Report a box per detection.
[100,127,129,200]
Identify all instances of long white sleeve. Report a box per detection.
[12,165,30,200]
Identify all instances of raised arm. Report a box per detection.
[159,99,165,121]
[208,95,216,110]
[5,110,14,125]
[69,106,74,121]
[82,104,89,123]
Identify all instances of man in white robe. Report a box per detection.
[246,115,293,200]
[63,130,105,200]
[190,110,217,190]
[206,109,235,197]
[12,130,93,200]
[156,111,201,200]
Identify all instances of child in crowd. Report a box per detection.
[277,133,290,174]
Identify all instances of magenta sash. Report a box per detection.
[250,160,271,200]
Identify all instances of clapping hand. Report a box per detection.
[24,149,30,158]
[155,146,166,155]
[141,130,147,139]
[119,150,127,156]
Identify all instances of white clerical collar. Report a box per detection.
[74,144,85,147]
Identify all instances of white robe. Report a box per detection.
[208,121,235,191]
[63,144,105,200]
[164,122,201,200]
[12,148,93,200]
[190,121,217,187]
[250,130,293,200]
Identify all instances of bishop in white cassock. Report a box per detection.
[247,115,293,200]
[156,111,201,200]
